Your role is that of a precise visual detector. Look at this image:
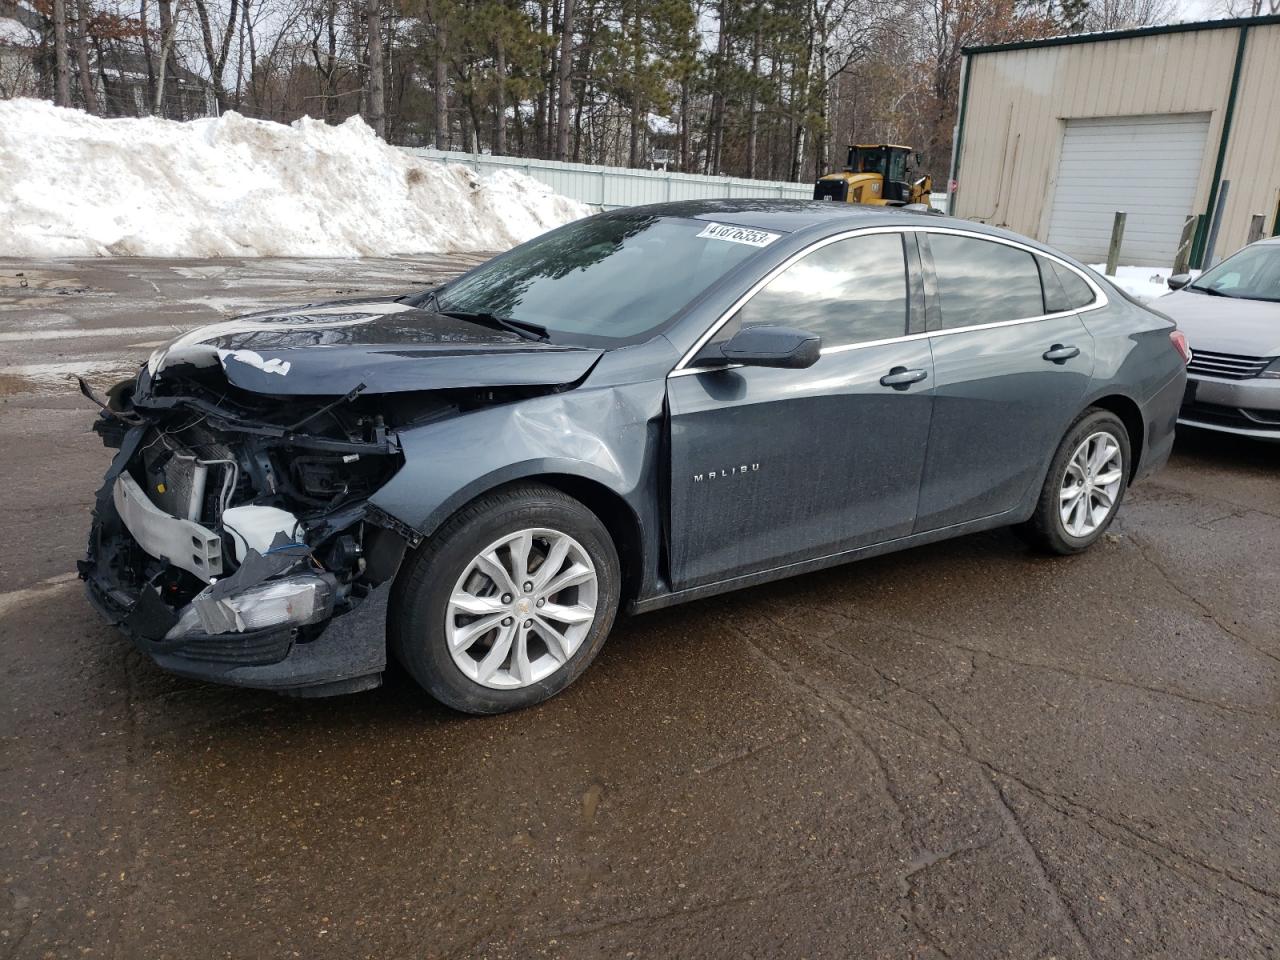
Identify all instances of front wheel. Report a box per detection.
[389,483,620,714]
[1021,408,1131,555]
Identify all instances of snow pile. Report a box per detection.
[0,16,38,44]
[1089,264,1188,302]
[0,99,590,258]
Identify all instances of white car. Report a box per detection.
[1162,237,1280,440]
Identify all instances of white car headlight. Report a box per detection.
[166,575,336,639]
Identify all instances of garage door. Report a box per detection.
[1047,114,1210,268]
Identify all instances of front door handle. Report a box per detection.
[880,366,928,389]
[1043,343,1080,363]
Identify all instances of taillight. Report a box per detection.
[1170,330,1191,365]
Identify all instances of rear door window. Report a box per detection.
[928,233,1045,328]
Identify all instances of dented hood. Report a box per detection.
[146,297,604,396]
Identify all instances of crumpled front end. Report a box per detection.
[79,363,419,697]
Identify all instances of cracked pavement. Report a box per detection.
[2,257,1278,959]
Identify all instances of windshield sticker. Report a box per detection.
[696,223,781,248]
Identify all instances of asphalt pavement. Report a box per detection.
[1,257,1277,959]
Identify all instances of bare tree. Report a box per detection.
[155,0,185,116]
[53,0,71,106]
[366,0,386,136]
[308,0,341,123]
[71,0,100,112]
[192,0,241,111]
[1086,0,1177,30]
[1215,0,1279,13]
[433,8,449,148]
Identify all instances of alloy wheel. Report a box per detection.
[445,528,599,690]
[1059,430,1124,538]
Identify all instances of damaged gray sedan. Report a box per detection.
[82,201,1187,713]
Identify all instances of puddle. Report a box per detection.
[0,360,136,395]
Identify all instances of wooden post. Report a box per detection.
[1172,214,1199,275]
[1247,215,1265,245]
[1105,211,1127,276]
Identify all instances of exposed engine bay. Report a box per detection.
[80,360,421,675]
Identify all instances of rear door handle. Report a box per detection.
[880,366,928,389]
[1043,344,1080,363]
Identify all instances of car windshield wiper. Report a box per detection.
[1189,284,1236,298]
[436,309,551,342]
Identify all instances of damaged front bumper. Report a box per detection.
[80,380,411,697]
[83,559,391,697]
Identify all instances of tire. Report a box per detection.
[1020,408,1131,555]
[388,483,620,714]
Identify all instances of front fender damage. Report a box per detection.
[79,341,653,696]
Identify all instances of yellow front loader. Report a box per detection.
[814,144,934,208]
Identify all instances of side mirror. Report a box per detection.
[703,324,822,370]
[1167,273,1192,290]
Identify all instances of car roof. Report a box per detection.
[600,199,1023,242]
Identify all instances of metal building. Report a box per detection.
[949,15,1280,269]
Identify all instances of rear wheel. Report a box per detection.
[389,484,620,714]
[1021,408,1130,555]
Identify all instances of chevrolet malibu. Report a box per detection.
[81,201,1189,713]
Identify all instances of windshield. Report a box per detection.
[434,214,772,345]
[850,148,888,176]
[1190,243,1280,302]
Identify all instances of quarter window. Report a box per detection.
[1037,255,1071,313]
[732,233,909,348]
[1051,260,1097,310]
[929,233,1045,328]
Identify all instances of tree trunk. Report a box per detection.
[139,0,156,100]
[53,0,71,107]
[746,18,761,178]
[192,0,239,112]
[245,0,259,113]
[627,3,642,167]
[535,0,549,157]
[706,0,729,175]
[790,25,813,182]
[494,34,507,154]
[91,33,111,113]
[679,75,689,172]
[572,5,595,163]
[554,0,575,161]
[434,13,449,148]
[464,96,481,152]
[366,0,385,137]
[324,0,337,122]
[155,0,182,118]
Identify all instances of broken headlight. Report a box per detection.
[165,574,336,639]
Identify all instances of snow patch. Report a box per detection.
[1089,264,1199,302]
[0,16,37,45]
[0,99,590,258]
